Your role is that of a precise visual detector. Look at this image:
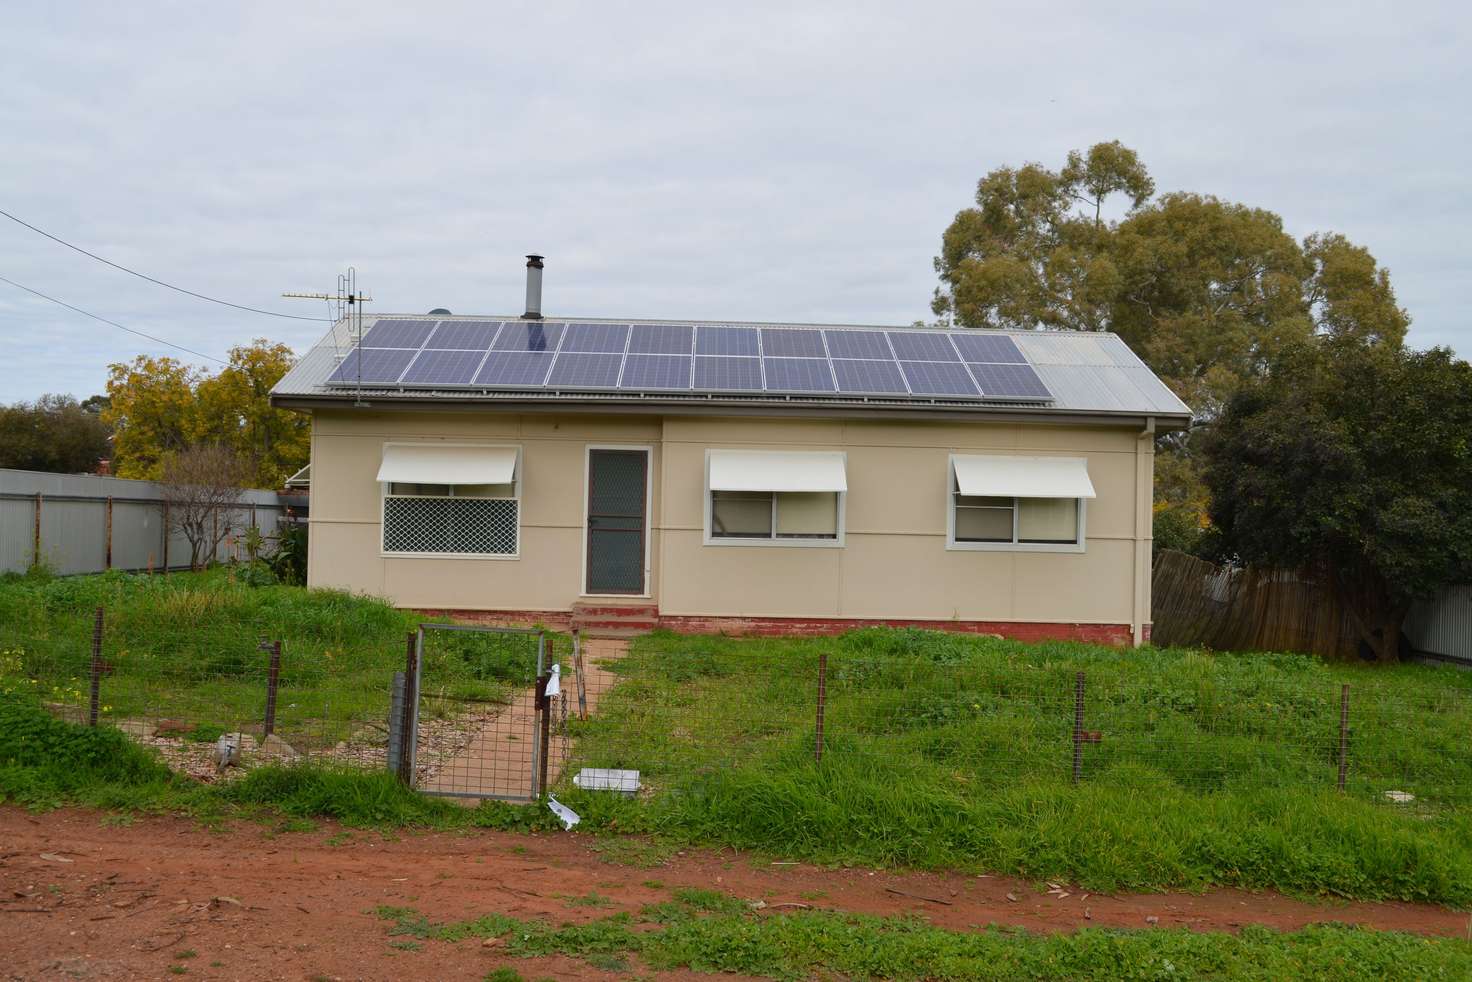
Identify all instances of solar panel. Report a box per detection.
[899,361,979,396]
[824,330,893,360]
[763,357,835,392]
[562,322,630,353]
[401,349,486,385]
[628,324,693,354]
[474,351,554,386]
[760,328,825,358]
[693,356,762,390]
[493,321,564,352]
[832,359,908,394]
[952,333,1026,364]
[888,332,959,362]
[696,326,759,356]
[969,362,1052,400]
[326,318,1054,404]
[547,352,623,387]
[426,321,501,350]
[361,320,437,349]
[620,354,691,389]
[327,348,416,384]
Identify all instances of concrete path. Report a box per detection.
[421,636,628,800]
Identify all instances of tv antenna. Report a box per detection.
[283,268,374,405]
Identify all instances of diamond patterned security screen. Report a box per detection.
[586,450,647,594]
[384,497,518,555]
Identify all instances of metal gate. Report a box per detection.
[394,623,565,802]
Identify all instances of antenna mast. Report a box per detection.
[283,268,373,405]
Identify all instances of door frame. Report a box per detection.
[580,444,654,599]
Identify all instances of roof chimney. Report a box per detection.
[523,254,544,319]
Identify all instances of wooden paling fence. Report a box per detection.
[1151,549,1362,659]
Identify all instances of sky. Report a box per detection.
[0,1,1467,402]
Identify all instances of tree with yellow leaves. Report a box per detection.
[102,340,308,487]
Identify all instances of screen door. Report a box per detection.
[585,449,648,594]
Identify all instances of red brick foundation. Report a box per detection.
[414,608,575,631]
[415,607,1134,647]
[656,615,1133,645]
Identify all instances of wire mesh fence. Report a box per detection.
[3,605,1470,815]
[0,605,408,780]
[556,633,1472,814]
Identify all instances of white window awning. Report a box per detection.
[952,455,1095,499]
[376,444,518,484]
[708,450,847,493]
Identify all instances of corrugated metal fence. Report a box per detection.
[1406,586,1472,664]
[0,468,287,575]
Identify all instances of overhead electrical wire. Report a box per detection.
[0,273,228,365]
[0,207,331,322]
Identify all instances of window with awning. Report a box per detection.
[948,455,1093,550]
[706,450,847,544]
[378,444,521,557]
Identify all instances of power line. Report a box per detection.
[0,273,228,365]
[0,207,331,322]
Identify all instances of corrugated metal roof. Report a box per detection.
[272,314,1192,424]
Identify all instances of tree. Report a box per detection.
[933,141,1409,509]
[102,340,308,487]
[0,394,112,473]
[196,341,310,487]
[159,444,251,571]
[102,356,202,480]
[1200,339,1472,662]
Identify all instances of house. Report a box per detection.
[270,258,1190,643]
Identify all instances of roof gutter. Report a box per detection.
[270,392,1191,430]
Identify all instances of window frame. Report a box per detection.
[379,442,523,560]
[944,454,1086,554]
[702,449,847,549]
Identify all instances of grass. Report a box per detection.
[372,896,1472,981]
[5,570,1472,908]
[554,628,1472,906]
[0,567,563,751]
[0,688,566,832]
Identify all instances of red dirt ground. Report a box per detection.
[1,807,1465,980]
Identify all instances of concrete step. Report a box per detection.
[572,602,659,619]
[575,626,654,639]
[573,615,659,631]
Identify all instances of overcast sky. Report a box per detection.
[1,1,1467,402]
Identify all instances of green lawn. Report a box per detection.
[0,568,559,750]
[559,629,1472,905]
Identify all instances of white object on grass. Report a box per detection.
[1384,790,1415,803]
[547,795,580,830]
[573,768,641,795]
[213,733,242,773]
[545,663,561,699]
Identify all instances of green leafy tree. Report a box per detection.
[933,141,1409,511]
[0,394,112,473]
[1200,340,1472,662]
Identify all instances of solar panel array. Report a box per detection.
[326,320,1052,402]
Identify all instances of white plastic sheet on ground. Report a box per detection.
[547,795,580,830]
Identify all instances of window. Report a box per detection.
[952,492,1081,545]
[947,454,1092,552]
[378,444,521,557]
[711,490,840,540]
[704,449,847,547]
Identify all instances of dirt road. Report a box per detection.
[0,807,1464,980]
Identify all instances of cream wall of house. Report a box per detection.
[306,409,1154,633]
